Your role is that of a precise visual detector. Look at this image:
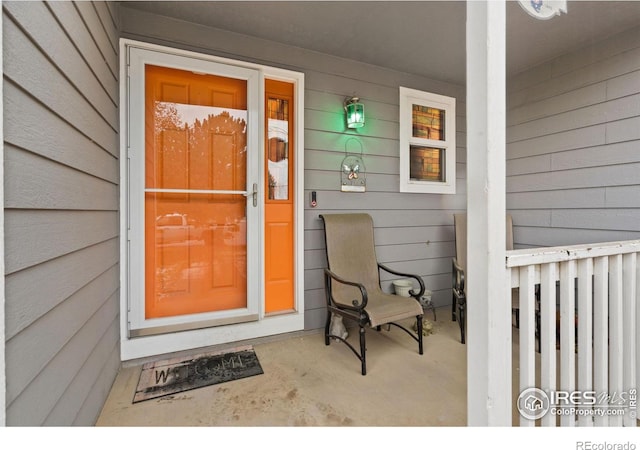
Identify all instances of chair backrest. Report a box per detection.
[453,214,468,274]
[320,214,382,305]
[453,213,514,275]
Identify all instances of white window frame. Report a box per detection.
[399,87,456,194]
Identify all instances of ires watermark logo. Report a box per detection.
[517,387,637,420]
[517,387,551,420]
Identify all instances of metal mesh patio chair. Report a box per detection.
[320,213,425,375]
[452,213,538,345]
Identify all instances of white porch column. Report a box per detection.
[466,0,510,425]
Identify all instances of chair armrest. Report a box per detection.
[452,258,465,293]
[324,268,368,310]
[378,263,426,299]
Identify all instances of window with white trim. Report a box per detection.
[399,87,456,194]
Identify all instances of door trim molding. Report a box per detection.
[129,313,259,338]
[119,39,305,361]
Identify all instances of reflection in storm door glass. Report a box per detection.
[147,100,249,317]
[267,98,289,200]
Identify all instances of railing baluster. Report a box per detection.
[623,253,637,427]
[577,258,593,426]
[636,255,640,427]
[540,262,558,427]
[609,254,624,427]
[519,264,536,427]
[593,256,609,426]
[560,260,576,427]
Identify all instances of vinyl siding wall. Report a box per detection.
[507,25,640,248]
[3,1,120,425]
[119,7,466,332]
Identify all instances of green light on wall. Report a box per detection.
[344,96,365,129]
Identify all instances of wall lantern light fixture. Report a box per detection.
[344,96,365,129]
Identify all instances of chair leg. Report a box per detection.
[459,301,466,344]
[324,311,331,346]
[535,310,541,353]
[452,294,457,322]
[359,326,367,376]
[417,314,424,355]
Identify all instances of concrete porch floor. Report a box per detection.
[93,306,640,447]
[96,306,470,426]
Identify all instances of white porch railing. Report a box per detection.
[507,240,640,426]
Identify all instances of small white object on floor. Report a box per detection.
[330,315,348,340]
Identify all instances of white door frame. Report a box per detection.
[119,39,305,361]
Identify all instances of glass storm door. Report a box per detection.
[127,49,260,337]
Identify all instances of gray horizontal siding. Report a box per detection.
[74,1,118,78]
[5,239,119,340]
[4,83,118,183]
[6,267,118,416]
[4,1,118,129]
[296,59,465,328]
[3,8,117,155]
[3,1,120,426]
[507,24,640,249]
[508,26,640,100]
[5,145,118,210]
[120,5,466,332]
[5,210,118,275]
[47,1,119,104]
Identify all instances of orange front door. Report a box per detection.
[144,65,249,319]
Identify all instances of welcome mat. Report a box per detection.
[133,345,263,403]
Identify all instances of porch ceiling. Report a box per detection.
[122,0,640,85]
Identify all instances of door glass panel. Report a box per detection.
[145,65,248,319]
[267,98,289,200]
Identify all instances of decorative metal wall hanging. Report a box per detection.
[341,138,366,192]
